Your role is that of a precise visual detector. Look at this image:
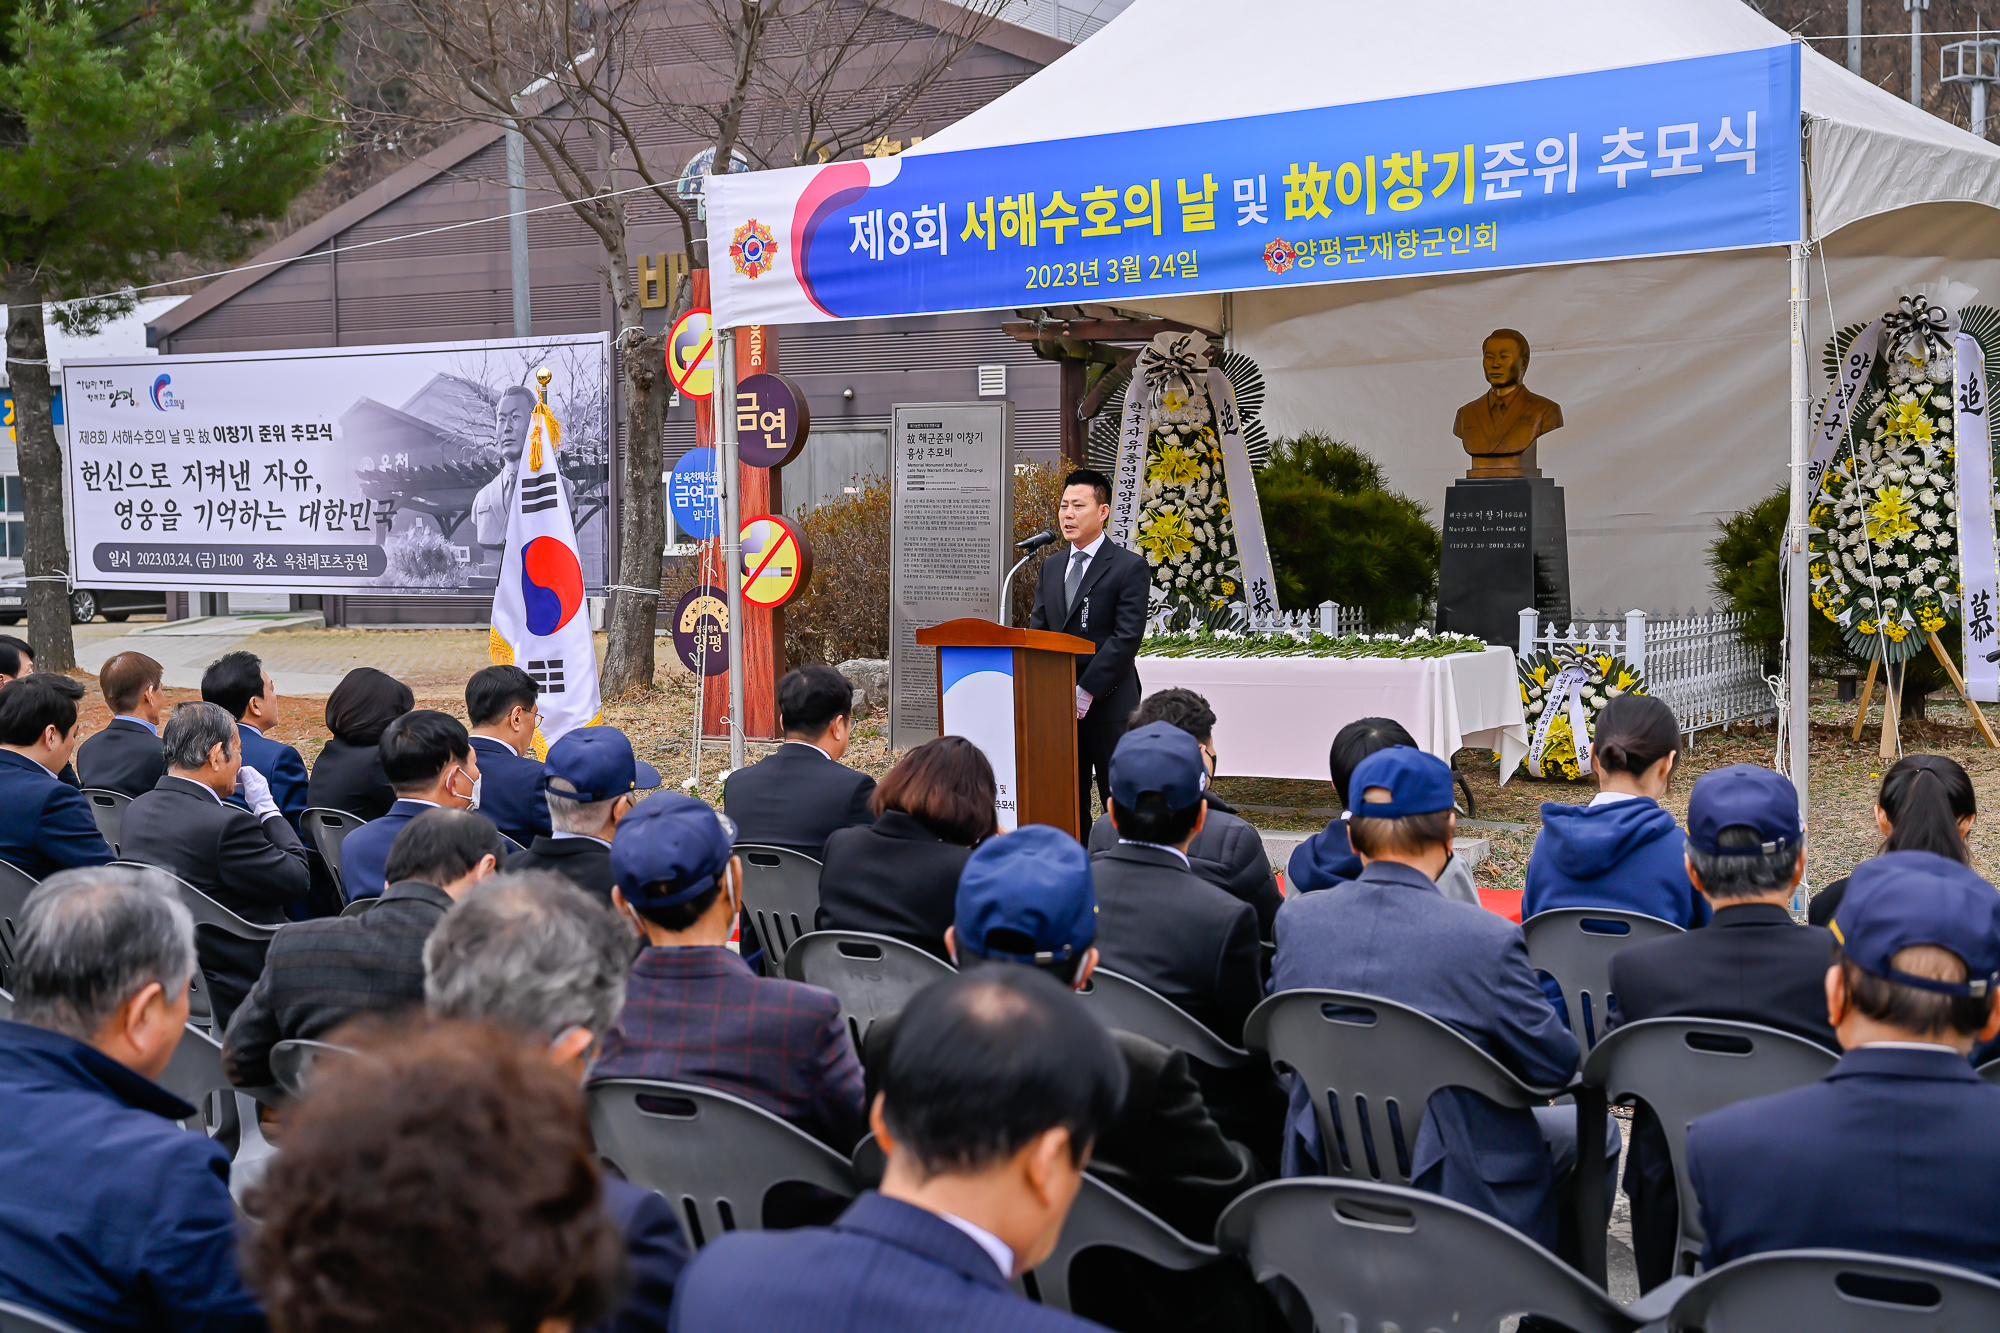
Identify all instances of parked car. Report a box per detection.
[0,580,166,624]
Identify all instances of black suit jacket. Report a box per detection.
[511,835,614,904]
[1089,842,1263,1046]
[815,810,974,960]
[73,719,166,799]
[308,736,398,821]
[1089,804,1280,940]
[221,878,452,1087]
[723,743,876,858]
[1028,538,1151,703]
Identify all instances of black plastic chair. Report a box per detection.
[1217,1178,1635,1333]
[0,859,38,992]
[1075,968,1253,1069]
[1521,906,1683,1051]
[269,1037,351,1098]
[1977,1056,2000,1087]
[155,1022,280,1200]
[110,861,280,1030]
[781,930,953,1054]
[339,896,378,918]
[299,807,367,898]
[0,1298,87,1333]
[1580,1017,1837,1276]
[80,788,131,857]
[1244,989,1566,1185]
[588,1078,856,1247]
[734,844,823,975]
[0,985,11,1019]
[1633,1248,2000,1331]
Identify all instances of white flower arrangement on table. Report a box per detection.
[1140,620,1485,659]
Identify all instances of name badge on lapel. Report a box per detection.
[1081,598,1090,632]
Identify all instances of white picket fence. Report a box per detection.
[1517,607,1774,735]
[1239,600,1370,638]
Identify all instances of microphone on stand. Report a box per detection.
[1015,529,1057,553]
[1003,532,1059,625]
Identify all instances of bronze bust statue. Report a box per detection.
[1453,328,1562,478]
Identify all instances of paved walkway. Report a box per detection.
[74,617,534,695]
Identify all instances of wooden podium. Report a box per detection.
[914,618,1095,840]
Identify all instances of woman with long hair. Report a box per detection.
[1808,754,1976,926]
[308,667,415,820]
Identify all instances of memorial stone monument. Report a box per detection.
[1436,328,1572,644]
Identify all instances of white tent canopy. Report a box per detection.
[914,0,2000,616]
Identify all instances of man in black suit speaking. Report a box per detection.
[1029,468,1152,833]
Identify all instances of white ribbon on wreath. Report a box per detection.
[1956,328,2000,701]
[1526,656,1597,779]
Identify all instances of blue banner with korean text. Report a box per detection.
[708,46,1801,327]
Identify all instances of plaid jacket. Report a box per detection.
[591,946,867,1152]
[221,879,452,1087]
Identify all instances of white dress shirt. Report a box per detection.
[938,1212,1014,1279]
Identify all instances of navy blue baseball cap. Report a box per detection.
[1832,850,2000,998]
[610,792,736,908]
[954,825,1097,965]
[1686,764,1801,856]
[546,726,661,804]
[1109,721,1209,811]
[1347,745,1455,818]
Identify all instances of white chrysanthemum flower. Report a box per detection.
[1895,553,1911,569]
[1919,489,1938,505]
[1885,575,1904,589]
[1915,533,1934,550]
[1921,511,1941,529]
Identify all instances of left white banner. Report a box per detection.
[62,334,611,595]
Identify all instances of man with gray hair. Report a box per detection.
[509,726,659,903]
[424,871,686,1332]
[0,865,265,1332]
[121,699,310,1029]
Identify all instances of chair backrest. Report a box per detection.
[1521,907,1684,1050]
[1580,1017,1838,1265]
[154,1023,280,1180]
[339,896,378,919]
[1075,968,1252,1069]
[780,930,954,1053]
[80,788,131,857]
[156,1022,235,1129]
[1027,1174,1224,1312]
[0,860,38,993]
[1243,989,1561,1185]
[0,1299,87,1333]
[733,844,823,974]
[109,861,280,942]
[1660,1249,2000,1331]
[1216,1178,1633,1333]
[269,1038,352,1098]
[300,807,367,896]
[0,986,10,1019]
[588,1078,856,1247]
[1978,1057,2000,1088]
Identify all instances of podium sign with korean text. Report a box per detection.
[63,335,612,595]
[708,47,1800,327]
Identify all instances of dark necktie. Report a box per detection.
[1065,548,1089,617]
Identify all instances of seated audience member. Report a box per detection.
[816,734,996,958]
[511,726,659,902]
[0,674,112,876]
[203,649,307,828]
[1286,717,1480,906]
[1086,689,1282,936]
[465,663,552,846]
[1524,694,1707,928]
[245,1020,624,1333]
[120,701,310,1029]
[0,633,30,680]
[1688,851,2000,1276]
[426,872,689,1333]
[1605,762,1832,1290]
[75,651,167,797]
[222,808,503,1088]
[0,865,264,1332]
[1090,721,1261,1045]
[723,663,875,857]
[1810,753,1974,927]
[309,667,414,820]
[1269,745,1600,1254]
[592,793,869,1153]
[670,967,1124,1333]
[338,709,488,902]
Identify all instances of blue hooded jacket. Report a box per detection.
[1523,796,1709,928]
[1287,820,1364,892]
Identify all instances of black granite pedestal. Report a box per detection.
[1437,476,1571,646]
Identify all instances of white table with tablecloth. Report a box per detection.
[1130,646,1529,783]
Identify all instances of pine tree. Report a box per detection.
[0,0,336,667]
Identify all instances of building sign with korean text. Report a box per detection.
[708,47,1800,327]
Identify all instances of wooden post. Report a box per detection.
[1928,630,2000,748]
[1880,658,1903,760]
[1851,657,1879,743]
[701,324,786,741]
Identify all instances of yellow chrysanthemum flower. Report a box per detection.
[1137,509,1197,564]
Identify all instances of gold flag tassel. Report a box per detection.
[526,365,562,472]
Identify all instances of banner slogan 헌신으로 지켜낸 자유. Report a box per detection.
[706,46,1801,327]
[63,334,612,595]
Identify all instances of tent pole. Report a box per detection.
[1786,235,1812,827]
[718,327,745,772]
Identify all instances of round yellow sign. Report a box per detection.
[740,515,813,609]
[666,308,716,400]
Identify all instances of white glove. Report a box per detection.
[1075,687,1093,721]
[237,765,279,820]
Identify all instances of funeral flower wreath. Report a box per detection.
[1514,647,1649,781]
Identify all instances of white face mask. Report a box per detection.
[468,773,483,809]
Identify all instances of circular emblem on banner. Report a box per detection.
[666,307,715,399]
[521,536,585,635]
[734,373,811,469]
[730,220,779,280]
[1263,239,1294,275]
[667,447,722,541]
[671,584,730,676]
[739,515,814,609]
